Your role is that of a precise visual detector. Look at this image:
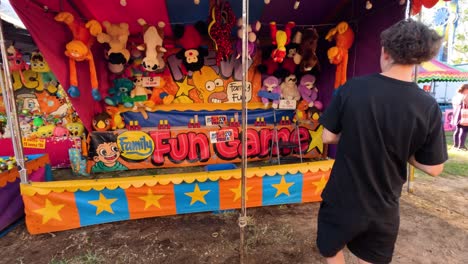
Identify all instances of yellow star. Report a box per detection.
[88,193,117,215]
[175,76,194,97]
[34,199,65,224]
[185,184,210,205]
[138,189,165,210]
[229,183,253,202]
[272,176,294,198]
[312,176,328,195]
[307,125,324,153]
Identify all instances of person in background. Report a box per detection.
[317,19,447,264]
[451,84,468,150]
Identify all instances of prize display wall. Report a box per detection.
[7,0,407,234]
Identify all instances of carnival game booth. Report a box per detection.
[0,154,51,235]
[8,0,409,234]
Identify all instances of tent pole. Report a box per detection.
[0,19,28,184]
[238,0,249,263]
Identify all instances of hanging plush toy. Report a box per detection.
[92,112,112,131]
[282,31,302,74]
[54,12,102,100]
[298,74,323,110]
[97,21,131,74]
[280,74,301,101]
[174,22,208,73]
[269,21,295,63]
[258,76,281,108]
[235,19,261,60]
[30,51,59,94]
[208,0,236,65]
[6,45,29,84]
[137,18,167,72]
[326,21,354,89]
[294,27,320,73]
[105,106,125,130]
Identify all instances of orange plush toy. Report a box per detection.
[55,12,102,100]
[325,22,354,89]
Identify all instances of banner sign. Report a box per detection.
[87,122,325,172]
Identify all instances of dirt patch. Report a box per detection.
[1,176,467,264]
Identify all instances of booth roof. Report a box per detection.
[9,0,404,132]
[417,59,468,83]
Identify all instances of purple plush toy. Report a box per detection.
[298,74,323,109]
[235,19,261,60]
[258,76,281,108]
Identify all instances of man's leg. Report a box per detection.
[459,126,468,149]
[326,250,345,264]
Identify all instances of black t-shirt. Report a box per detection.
[319,74,448,217]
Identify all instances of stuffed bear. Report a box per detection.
[280,74,301,101]
[105,78,134,107]
[97,21,131,74]
[298,74,322,109]
[258,76,281,108]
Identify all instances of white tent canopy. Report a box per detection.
[0,0,25,29]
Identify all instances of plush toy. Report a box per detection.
[105,78,134,107]
[53,125,70,137]
[20,121,32,138]
[269,21,295,63]
[294,100,310,122]
[174,22,208,72]
[280,74,301,101]
[36,124,56,138]
[411,0,439,15]
[92,112,112,131]
[54,12,102,100]
[282,31,302,74]
[137,18,167,72]
[208,0,236,65]
[235,19,261,60]
[149,78,174,105]
[105,106,125,130]
[66,122,85,137]
[326,21,354,89]
[131,75,153,111]
[294,28,320,72]
[97,21,131,74]
[30,51,59,94]
[6,45,29,84]
[32,116,45,131]
[298,74,322,110]
[258,76,281,108]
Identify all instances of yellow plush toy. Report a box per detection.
[36,124,56,138]
[66,122,85,137]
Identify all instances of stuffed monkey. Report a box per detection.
[55,12,102,100]
[326,22,354,89]
[294,28,320,73]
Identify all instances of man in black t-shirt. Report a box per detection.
[317,20,447,264]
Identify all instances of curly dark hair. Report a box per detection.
[380,19,442,65]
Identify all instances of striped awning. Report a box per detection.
[417,59,468,83]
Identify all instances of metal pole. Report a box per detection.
[238,0,249,262]
[0,19,28,183]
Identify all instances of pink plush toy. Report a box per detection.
[298,74,322,109]
[258,76,281,108]
[53,126,70,137]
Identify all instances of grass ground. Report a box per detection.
[414,131,468,178]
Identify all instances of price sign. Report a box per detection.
[22,138,46,149]
[205,115,228,126]
[279,99,297,109]
[209,129,234,143]
[142,76,161,87]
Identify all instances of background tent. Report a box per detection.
[417,59,468,83]
[9,0,407,132]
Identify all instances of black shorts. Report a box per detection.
[316,201,400,264]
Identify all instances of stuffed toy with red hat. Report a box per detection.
[174,21,208,72]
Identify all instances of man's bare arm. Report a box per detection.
[408,155,444,177]
[322,128,341,144]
